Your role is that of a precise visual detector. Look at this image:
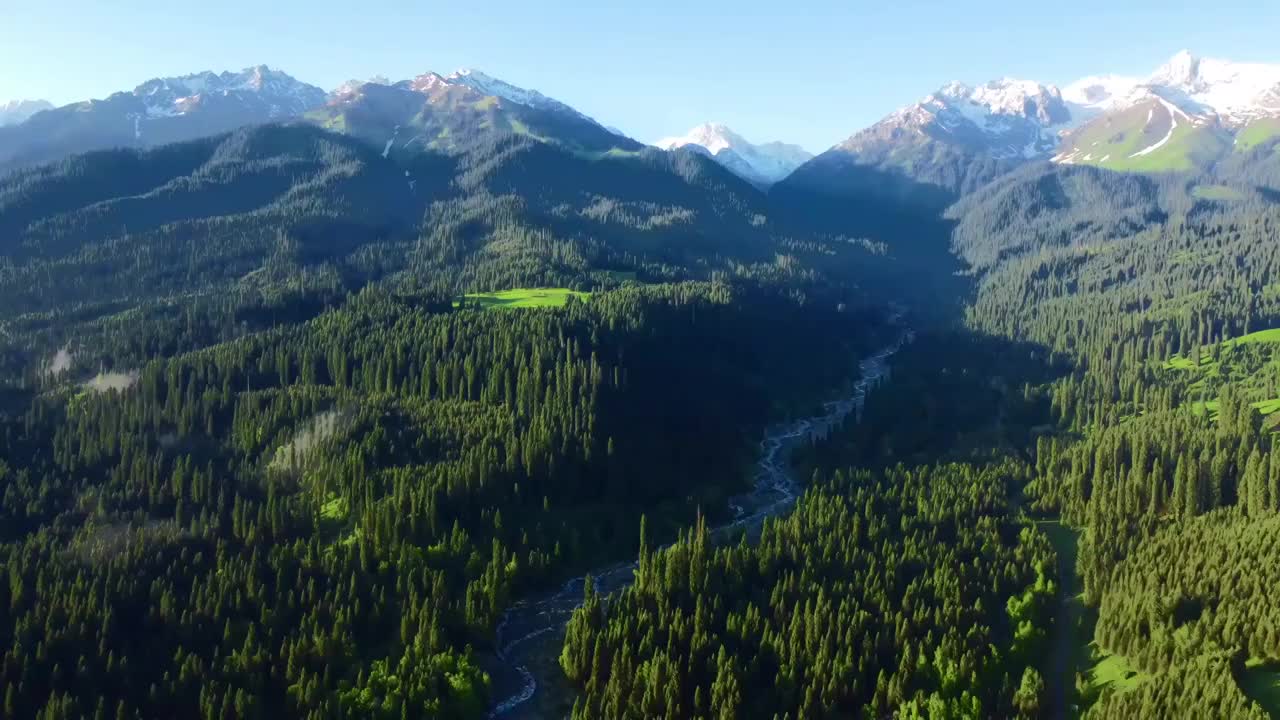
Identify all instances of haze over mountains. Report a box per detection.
[2,50,1279,190]
[0,99,53,127]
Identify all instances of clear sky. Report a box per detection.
[3,0,1278,152]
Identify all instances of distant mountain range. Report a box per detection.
[0,67,325,171]
[311,69,639,158]
[787,50,1280,198]
[0,66,637,174]
[654,123,812,186]
[3,51,1280,190]
[0,99,53,127]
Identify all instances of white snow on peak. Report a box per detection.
[865,77,1078,160]
[1156,52,1280,122]
[444,68,583,117]
[967,79,1062,117]
[131,66,326,120]
[406,73,451,94]
[1065,51,1280,125]
[654,122,813,184]
[926,78,1066,122]
[862,50,1280,165]
[655,122,740,154]
[1153,50,1200,87]
[379,68,593,123]
[0,99,53,126]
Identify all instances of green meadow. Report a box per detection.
[458,287,591,309]
[1165,328,1280,421]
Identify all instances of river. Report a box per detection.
[485,322,913,718]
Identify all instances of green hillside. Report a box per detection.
[1236,118,1280,153]
[1057,101,1230,173]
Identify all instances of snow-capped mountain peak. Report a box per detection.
[838,49,1280,180]
[847,77,1074,161]
[0,99,54,127]
[405,72,452,94]
[924,78,1070,126]
[656,122,743,155]
[1063,52,1280,125]
[655,123,812,185]
[131,66,327,120]
[1153,49,1201,87]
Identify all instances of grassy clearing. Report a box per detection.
[1229,328,1280,347]
[1163,353,1218,371]
[1038,519,1152,715]
[1164,328,1280,371]
[507,117,554,144]
[458,288,591,310]
[1087,651,1150,694]
[320,496,349,521]
[1192,184,1245,201]
[570,147,646,162]
[1163,327,1280,421]
[1192,398,1280,421]
[1039,520,1090,718]
[1241,659,1280,717]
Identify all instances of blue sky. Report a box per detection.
[3,0,1278,151]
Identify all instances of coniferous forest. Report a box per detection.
[3,66,1280,720]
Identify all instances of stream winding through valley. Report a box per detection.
[487,322,913,718]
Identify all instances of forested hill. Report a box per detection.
[0,111,918,719]
[15,72,1280,719]
[0,279,894,719]
[557,97,1280,719]
[0,121,918,380]
[930,145,1280,716]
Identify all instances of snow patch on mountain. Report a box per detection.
[1130,98,1182,157]
[654,123,812,184]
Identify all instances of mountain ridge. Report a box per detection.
[779,50,1280,201]
[0,66,327,171]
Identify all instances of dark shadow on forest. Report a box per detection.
[769,162,971,329]
[802,328,1069,471]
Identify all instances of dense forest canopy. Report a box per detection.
[2,91,1280,720]
[0,119,908,718]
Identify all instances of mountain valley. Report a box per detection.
[3,43,1280,720]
